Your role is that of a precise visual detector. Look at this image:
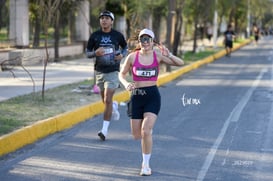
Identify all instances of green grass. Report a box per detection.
[0,117,24,135]
[0,29,8,41]
[0,79,100,136]
[183,50,217,64]
[234,39,245,44]
[0,34,8,41]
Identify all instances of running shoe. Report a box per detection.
[140,166,152,176]
[98,131,106,141]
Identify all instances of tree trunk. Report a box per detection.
[228,7,235,25]
[0,0,6,30]
[33,17,40,48]
[152,6,162,42]
[42,29,49,101]
[68,11,76,44]
[173,1,184,56]
[192,17,198,53]
[165,0,176,72]
[54,12,60,62]
[126,18,130,40]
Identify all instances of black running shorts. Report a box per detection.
[225,40,233,48]
[129,85,161,119]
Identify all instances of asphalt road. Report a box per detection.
[0,36,273,181]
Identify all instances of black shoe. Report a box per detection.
[98,131,106,141]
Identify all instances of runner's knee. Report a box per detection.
[132,130,142,140]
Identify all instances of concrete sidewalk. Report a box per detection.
[0,57,95,102]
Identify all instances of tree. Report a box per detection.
[29,0,41,48]
[183,0,212,53]
[165,0,176,72]
[60,1,83,46]
[166,0,175,51]
[151,0,167,43]
[249,0,273,29]
[37,0,64,100]
[0,0,8,31]
[50,0,78,62]
[123,0,152,36]
[54,4,61,62]
[173,0,185,56]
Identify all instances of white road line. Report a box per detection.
[196,68,267,181]
[262,60,273,150]
[255,61,273,179]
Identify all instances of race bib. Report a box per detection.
[135,68,158,77]
[104,47,114,55]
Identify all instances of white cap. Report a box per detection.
[139,28,155,39]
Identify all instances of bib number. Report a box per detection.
[136,69,157,77]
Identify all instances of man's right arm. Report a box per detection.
[86,33,96,58]
[86,49,96,58]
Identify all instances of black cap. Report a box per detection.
[99,10,114,21]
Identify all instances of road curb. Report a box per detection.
[0,39,252,157]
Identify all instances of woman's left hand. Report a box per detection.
[157,43,171,57]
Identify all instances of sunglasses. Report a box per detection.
[139,36,153,44]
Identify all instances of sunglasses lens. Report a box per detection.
[140,37,152,43]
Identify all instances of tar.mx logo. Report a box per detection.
[181,93,201,106]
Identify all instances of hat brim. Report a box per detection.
[138,29,155,39]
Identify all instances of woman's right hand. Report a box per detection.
[126,82,136,91]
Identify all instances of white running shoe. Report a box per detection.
[140,166,152,176]
[112,101,120,121]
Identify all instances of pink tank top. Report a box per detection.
[132,51,159,81]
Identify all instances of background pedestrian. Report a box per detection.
[252,23,260,46]
[224,24,236,57]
